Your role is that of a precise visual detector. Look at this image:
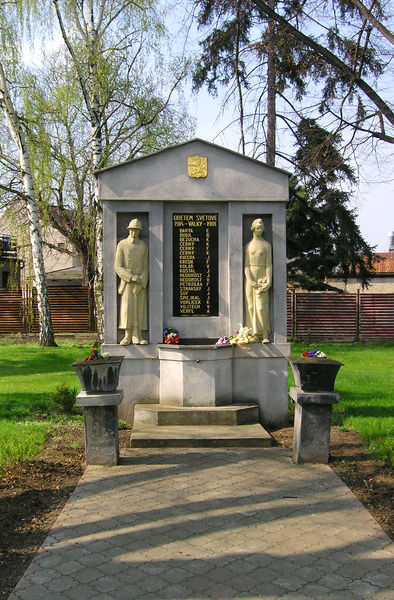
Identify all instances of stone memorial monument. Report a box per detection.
[98,139,290,439]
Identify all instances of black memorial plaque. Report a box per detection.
[173,213,219,316]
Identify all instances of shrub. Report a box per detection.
[52,383,78,415]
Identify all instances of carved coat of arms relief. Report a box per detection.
[187,155,208,178]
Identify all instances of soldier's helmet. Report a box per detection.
[127,218,142,231]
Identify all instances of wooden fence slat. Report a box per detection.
[0,287,393,339]
[360,294,394,339]
[0,286,96,334]
[291,293,358,341]
[0,289,24,333]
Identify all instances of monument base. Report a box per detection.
[102,342,289,427]
[130,424,273,447]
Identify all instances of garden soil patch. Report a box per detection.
[0,425,392,599]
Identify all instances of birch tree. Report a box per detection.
[49,0,190,338]
[22,45,192,297]
[0,4,56,345]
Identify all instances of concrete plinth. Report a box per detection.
[103,343,289,426]
[158,345,232,407]
[76,391,123,466]
[133,403,259,426]
[130,424,273,447]
[290,387,339,464]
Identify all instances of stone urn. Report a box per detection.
[289,357,343,392]
[72,356,124,394]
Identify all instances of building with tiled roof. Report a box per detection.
[329,236,394,293]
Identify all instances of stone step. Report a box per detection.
[133,403,259,426]
[130,424,273,448]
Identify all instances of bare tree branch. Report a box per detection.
[348,0,394,45]
[251,0,394,130]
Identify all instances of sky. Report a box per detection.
[178,0,394,255]
[190,88,394,253]
[21,3,393,253]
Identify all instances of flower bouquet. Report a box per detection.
[216,336,230,346]
[216,324,255,346]
[163,327,180,344]
[301,349,327,359]
[84,348,110,360]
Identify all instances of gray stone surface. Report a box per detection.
[100,139,289,426]
[130,424,273,447]
[76,391,123,407]
[291,388,338,464]
[8,448,393,600]
[159,345,233,407]
[98,139,289,203]
[83,405,120,466]
[102,343,290,426]
[289,387,340,406]
[133,403,259,426]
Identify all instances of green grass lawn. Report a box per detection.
[0,343,91,472]
[290,342,394,465]
[0,341,392,471]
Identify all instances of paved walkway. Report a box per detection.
[9,448,394,600]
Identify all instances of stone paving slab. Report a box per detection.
[8,448,394,600]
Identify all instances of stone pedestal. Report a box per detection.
[76,391,123,466]
[158,345,232,406]
[290,387,339,464]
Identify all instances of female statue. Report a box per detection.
[244,218,272,343]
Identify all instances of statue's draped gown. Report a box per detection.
[244,238,272,338]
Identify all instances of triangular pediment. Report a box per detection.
[97,138,289,202]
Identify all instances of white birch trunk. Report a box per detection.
[53,0,104,338]
[0,61,56,346]
[88,4,105,340]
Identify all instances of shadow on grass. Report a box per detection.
[0,348,89,379]
[0,393,55,419]
[340,404,394,418]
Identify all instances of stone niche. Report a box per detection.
[99,138,290,426]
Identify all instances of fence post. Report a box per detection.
[292,289,297,341]
[356,289,360,342]
[89,286,97,333]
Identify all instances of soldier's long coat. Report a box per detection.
[115,237,148,331]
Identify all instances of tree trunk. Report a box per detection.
[0,61,56,346]
[266,0,276,166]
[348,0,394,45]
[54,0,105,340]
[88,5,105,341]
